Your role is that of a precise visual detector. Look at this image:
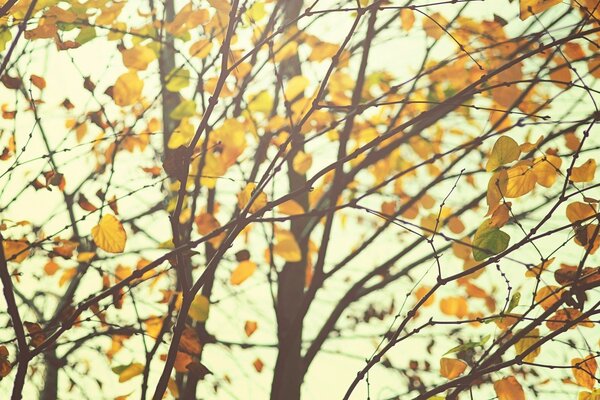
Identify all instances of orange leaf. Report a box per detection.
[572,355,598,390]
[230,260,257,286]
[494,376,525,400]
[440,358,467,379]
[571,159,597,183]
[91,214,127,253]
[245,320,258,337]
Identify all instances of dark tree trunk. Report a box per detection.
[270,1,306,399]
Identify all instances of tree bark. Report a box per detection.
[270,1,306,399]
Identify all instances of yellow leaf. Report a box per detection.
[423,13,447,40]
[188,294,210,322]
[572,356,598,390]
[293,151,312,175]
[567,202,597,224]
[113,70,144,107]
[486,136,520,172]
[440,358,467,379]
[3,239,30,263]
[274,230,302,262]
[277,199,305,216]
[118,363,144,383]
[230,260,257,286]
[121,45,156,70]
[494,376,525,400]
[144,316,163,338]
[571,159,596,183]
[514,328,541,363]
[189,39,213,59]
[532,154,562,187]
[504,162,537,198]
[59,267,77,287]
[168,378,180,398]
[400,9,415,31]
[248,91,273,113]
[237,183,268,213]
[439,296,468,318]
[92,214,127,253]
[284,75,309,100]
[519,0,562,20]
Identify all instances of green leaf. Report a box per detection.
[166,67,190,92]
[0,30,12,52]
[472,219,510,261]
[188,294,210,322]
[486,136,520,172]
[75,27,97,45]
[170,99,196,120]
[444,334,490,355]
[111,363,131,375]
[507,292,521,313]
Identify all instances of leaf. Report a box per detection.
[230,260,257,286]
[277,199,305,216]
[284,75,309,100]
[472,219,510,261]
[534,286,563,310]
[170,99,196,120]
[423,13,447,40]
[571,159,596,183]
[114,363,144,383]
[237,183,267,213]
[547,308,594,331]
[166,67,190,92]
[507,292,521,313]
[514,328,541,363]
[567,202,597,224]
[30,74,46,90]
[519,0,562,20]
[188,294,210,322]
[180,327,202,355]
[572,356,598,390]
[189,39,213,59]
[113,70,144,107]
[504,162,537,198]
[24,322,46,347]
[3,239,30,263]
[248,91,273,113]
[400,9,415,31]
[439,296,468,318]
[532,154,562,187]
[486,136,520,172]
[173,351,193,373]
[0,345,10,377]
[273,230,302,262]
[75,27,96,45]
[91,214,127,253]
[253,358,264,373]
[245,320,258,337]
[440,358,467,379]
[121,45,156,70]
[494,376,525,400]
[292,151,312,175]
[444,335,490,355]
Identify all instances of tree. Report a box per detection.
[1,0,600,399]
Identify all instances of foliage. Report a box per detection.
[0,0,599,399]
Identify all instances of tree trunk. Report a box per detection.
[270,1,306,399]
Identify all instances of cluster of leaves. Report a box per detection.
[1,0,600,399]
